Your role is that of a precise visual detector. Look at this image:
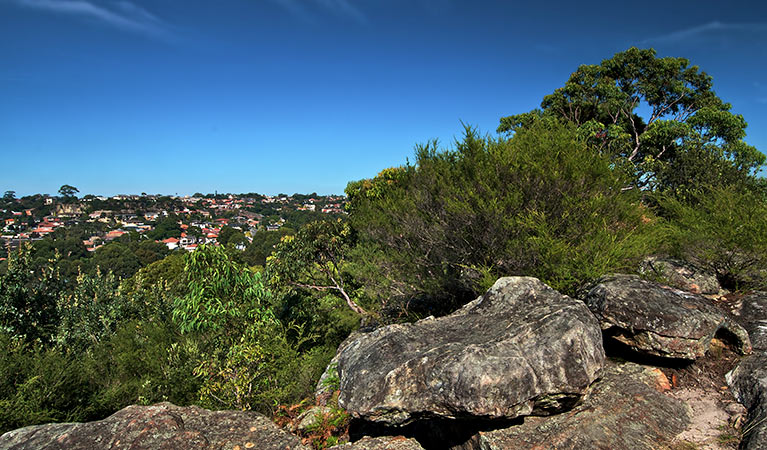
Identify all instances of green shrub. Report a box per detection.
[55,270,126,352]
[172,245,274,334]
[661,185,767,289]
[347,120,662,314]
[0,245,62,344]
[84,320,201,416]
[195,322,333,414]
[0,334,95,433]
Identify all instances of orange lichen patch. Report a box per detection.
[648,368,671,392]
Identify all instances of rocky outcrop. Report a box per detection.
[726,292,767,449]
[329,436,424,449]
[290,406,334,433]
[584,274,750,360]
[473,361,691,449]
[336,277,605,427]
[640,257,721,295]
[732,291,767,351]
[0,402,308,450]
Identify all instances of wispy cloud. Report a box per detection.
[642,21,767,44]
[268,0,367,24]
[7,0,172,39]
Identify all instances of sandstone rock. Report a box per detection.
[640,257,721,295]
[474,361,692,449]
[727,292,767,449]
[726,354,767,449]
[329,436,424,449]
[584,274,751,360]
[336,277,605,426]
[292,406,334,433]
[0,402,308,450]
[734,291,767,351]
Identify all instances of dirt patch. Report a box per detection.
[663,343,747,449]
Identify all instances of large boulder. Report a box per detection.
[726,292,767,449]
[639,257,721,295]
[584,274,750,360]
[0,402,308,450]
[336,277,605,426]
[473,361,692,449]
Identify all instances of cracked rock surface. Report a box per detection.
[726,292,767,449]
[473,360,692,449]
[336,277,605,426]
[584,274,751,360]
[329,436,424,449]
[0,402,308,450]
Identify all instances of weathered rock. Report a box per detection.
[336,277,605,426]
[291,406,334,433]
[474,361,692,449]
[734,291,767,351]
[0,402,308,450]
[329,436,424,449]
[726,354,767,449]
[316,331,362,405]
[640,257,721,295]
[726,292,767,449]
[584,274,751,360]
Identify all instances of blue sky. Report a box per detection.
[1,0,766,196]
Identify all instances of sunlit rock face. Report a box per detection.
[585,274,751,360]
[0,403,309,450]
[475,360,691,449]
[336,276,605,426]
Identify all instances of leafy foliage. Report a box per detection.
[500,47,765,195]
[217,226,248,247]
[0,245,62,343]
[267,220,365,316]
[56,269,128,352]
[662,185,767,289]
[240,227,295,267]
[172,245,274,334]
[0,336,95,432]
[347,120,661,314]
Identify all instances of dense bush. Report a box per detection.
[0,245,62,344]
[0,335,94,431]
[0,243,348,432]
[346,120,662,314]
[172,245,344,414]
[661,185,767,290]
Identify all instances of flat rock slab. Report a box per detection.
[337,277,605,425]
[640,257,721,295]
[584,274,750,360]
[474,361,692,449]
[0,402,308,450]
[329,436,424,449]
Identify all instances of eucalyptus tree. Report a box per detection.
[499,47,764,192]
